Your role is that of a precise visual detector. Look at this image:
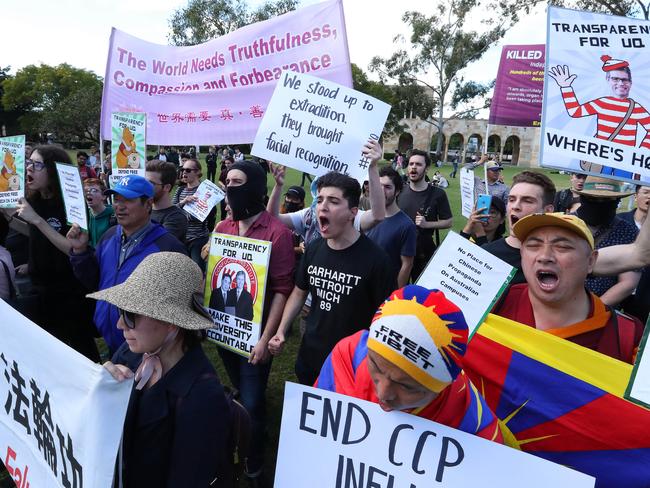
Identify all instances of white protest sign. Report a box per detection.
[625,323,650,408]
[251,70,391,183]
[275,383,595,488]
[540,6,650,185]
[0,300,132,488]
[183,179,225,222]
[203,233,272,357]
[55,163,88,231]
[460,167,475,218]
[0,135,25,208]
[417,231,515,334]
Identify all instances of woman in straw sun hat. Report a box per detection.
[90,252,231,487]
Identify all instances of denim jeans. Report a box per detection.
[187,235,209,272]
[218,348,272,475]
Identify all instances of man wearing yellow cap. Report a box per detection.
[493,212,644,363]
[315,285,505,443]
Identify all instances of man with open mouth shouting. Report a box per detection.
[492,212,643,364]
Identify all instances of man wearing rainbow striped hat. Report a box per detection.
[315,285,505,443]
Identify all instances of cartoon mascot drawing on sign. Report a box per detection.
[116,127,138,169]
[549,55,650,179]
[0,151,19,192]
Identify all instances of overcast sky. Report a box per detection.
[4,0,547,86]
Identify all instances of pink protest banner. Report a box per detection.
[489,45,545,128]
[100,0,352,145]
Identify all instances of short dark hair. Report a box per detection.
[379,166,403,193]
[512,171,556,206]
[76,151,89,159]
[408,149,431,167]
[146,159,178,187]
[606,67,632,82]
[317,171,361,208]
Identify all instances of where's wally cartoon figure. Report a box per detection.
[549,55,650,179]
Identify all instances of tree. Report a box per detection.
[498,0,649,21]
[370,1,507,156]
[2,64,102,143]
[168,0,298,46]
[0,66,23,137]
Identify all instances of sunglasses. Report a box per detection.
[26,159,46,172]
[119,308,137,329]
[182,168,198,173]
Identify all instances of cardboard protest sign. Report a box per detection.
[56,163,88,231]
[101,0,351,145]
[459,167,475,218]
[489,45,545,127]
[417,232,515,334]
[183,180,225,222]
[625,320,650,408]
[251,70,391,183]
[0,135,25,208]
[111,112,146,177]
[203,233,271,357]
[0,300,132,488]
[274,382,595,487]
[541,6,650,184]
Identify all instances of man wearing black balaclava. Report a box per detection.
[211,160,296,486]
[575,176,641,307]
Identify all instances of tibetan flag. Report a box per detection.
[464,314,650,488]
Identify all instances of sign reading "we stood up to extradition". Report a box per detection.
[251,70,391,183]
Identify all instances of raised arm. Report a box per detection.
[359,139,386,232]
[266,162,294,229]
[594,215,650,275]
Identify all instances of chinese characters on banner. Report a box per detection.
[489,45,545,127]
[274,383,595,487]
[100,0,352,145]
[251,71,390,183]
[111,112,146,178]
[541,6,650,184]
[203,233,271,357]
[0,301,132,488]
[0,135,25,208]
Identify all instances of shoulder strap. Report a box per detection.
[1,260,16,301]
[608,99,636,141]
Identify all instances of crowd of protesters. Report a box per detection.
[2,140,650,488]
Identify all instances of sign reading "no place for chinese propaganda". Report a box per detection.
[251,70,391,183]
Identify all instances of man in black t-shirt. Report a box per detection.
[205,146,218,183]
[269,171,396,385]
[482,171,556,284]
[145,160,188,243]
[397,149,452,281]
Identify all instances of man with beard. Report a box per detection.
[67,175,187,355]
[554,172,587,214]
[397,149,452,281]
[145,159,187,242]
[493,212,643,364]
[268,172,396,387]
[576,177,640,307]
[366,167,417,287]
[214,160,295,486]
[482,171,556,284]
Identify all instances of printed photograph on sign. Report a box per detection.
[111,112,146,177]
[0,135,25,208]
[203,233,271,357]
[541,6,650,184]
[251,70,391,183]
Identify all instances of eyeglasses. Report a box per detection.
[119,308,137,329]
[26,159,46,171]
[609,77,631,84]
[85,188,101,194]
[182,168,198,173]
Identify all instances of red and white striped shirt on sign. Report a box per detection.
[560,87,650,149]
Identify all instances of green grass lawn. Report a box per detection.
[21,152,629,487]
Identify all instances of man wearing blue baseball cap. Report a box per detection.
[67,175,187,355]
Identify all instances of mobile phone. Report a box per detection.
[476,194,492,220]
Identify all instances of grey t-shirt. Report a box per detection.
[152,205,188,243]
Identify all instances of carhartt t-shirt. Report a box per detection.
[295,235,396,375]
